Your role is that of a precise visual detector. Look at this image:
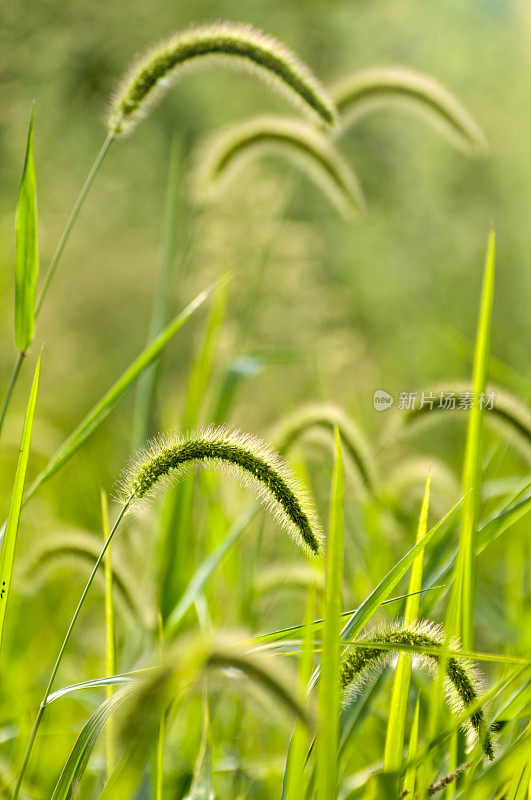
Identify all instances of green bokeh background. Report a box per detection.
[0,3,529,795]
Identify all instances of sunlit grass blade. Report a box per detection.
[50,687,135,800]
[101,490,116,780]
[456,230,496,650]
[15,105,38,353]
[45,672,144,706]
[283,589,316,800]
[317,428,344,800]
[0,355,40,652]
[22,280,221,505]
[402,695,420,797]
[132,133,184,450]
[383,471,430,771]
[253,586,444,645]
[193,115,365,218]
[340,493,467,646]
[332,65,487,153]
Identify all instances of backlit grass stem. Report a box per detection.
[12,499,130,800]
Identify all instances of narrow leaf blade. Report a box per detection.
[15,106,38,352]
[0,355,41,650]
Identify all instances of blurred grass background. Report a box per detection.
[0,3,529,795]
[1,1,530,480]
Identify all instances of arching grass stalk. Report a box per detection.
[0,132,115,440]
[12,498,130,800]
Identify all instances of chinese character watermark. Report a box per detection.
[373,390,496,411]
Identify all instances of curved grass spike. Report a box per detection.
[271,402,376,492]
[96,632,311,799]
[192,116,364,218]
[332,66,487,153]
[396,383,531,464]
[108,23,337,136]
[120,425,323,556]
[25,532,148,627]
[340,620,495,759]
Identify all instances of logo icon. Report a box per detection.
[373,390,394,411]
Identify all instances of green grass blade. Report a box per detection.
[50,687,135,800]
[15,105,38,353]
[456,230,496,650]
[383,472,430,771]
[101,489,116,779]
[340,493,466,646]
[23,280,221,503]
[132,133,184,450]
[402,695,420,797]
[283,589,316,800]
[45,672,143,706]
[317,427,344,800]
[0,355,40,652]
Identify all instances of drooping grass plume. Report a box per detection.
[332,66,487,153]
[14,105,38,354]
[340,620,495,759]
[24,531,149,627]
[98,632,311,800]
[192,116,364,218]
[391,382,531,464]
[108,23,337,136]
[271,402,377,492]
[119,425,323,555]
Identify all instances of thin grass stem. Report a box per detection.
[12,499,130,800]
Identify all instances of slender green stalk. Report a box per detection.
[132,134,183,450]
[0,134,114,443]
[0,352,24,438]
[12,500,130,800]
[317,428,344,800]
[101,490,116,780]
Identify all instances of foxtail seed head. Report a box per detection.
[340,620,495,759]
[119,426,323,556]
[108,23,337,136]
[192,115,364,219]
[332,65,487,154]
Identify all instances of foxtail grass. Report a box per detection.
[192,116,364,218]
[332,65,487,153]
[108,23,336,136]
[119,425,323,555]
[340,620,495,759]
[272,402,377,493]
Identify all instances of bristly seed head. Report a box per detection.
[340,620,495,760]
[119,426,323,556]
[108,22,337,136]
